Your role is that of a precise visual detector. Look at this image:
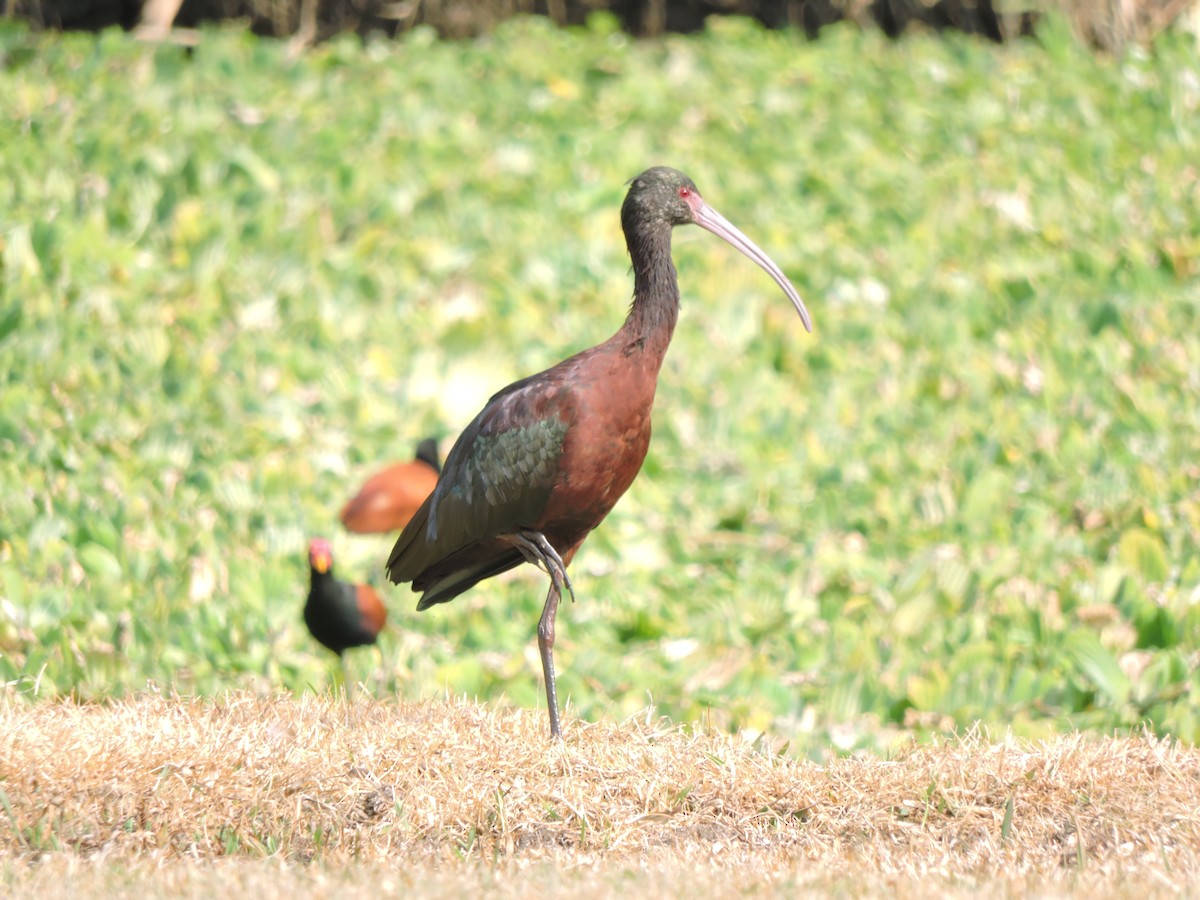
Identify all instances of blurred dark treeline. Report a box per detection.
[2,0,1042,41]
[4,0,1192,51]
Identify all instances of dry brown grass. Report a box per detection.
[2,691,1198,896]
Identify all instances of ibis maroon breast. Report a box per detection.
[387,167,813,739]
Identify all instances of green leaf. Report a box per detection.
[0,302,22,344]
[228,146,281,194]
[0,564,25,608]
[905,666,948,711]
[959,469,1012,531]
[77,543,123,581]
[1065,631,1131,706]
[1117,529,1169,583]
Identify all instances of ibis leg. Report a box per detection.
[538,578,563,739]
[501,529,573,738]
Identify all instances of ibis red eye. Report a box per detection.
[678,187,691,198]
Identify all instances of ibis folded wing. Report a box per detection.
[386,375,572,606]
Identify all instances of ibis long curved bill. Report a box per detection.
[690,200,813,333]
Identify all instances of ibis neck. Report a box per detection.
[619,228,680,360]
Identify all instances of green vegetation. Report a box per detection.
[1,15,1198,755]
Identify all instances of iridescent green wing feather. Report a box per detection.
[386,375,572,585]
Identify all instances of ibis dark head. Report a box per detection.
[622,166,813,332]
[621,167,703,232]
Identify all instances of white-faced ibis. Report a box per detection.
[305,537,387,682]
[387,167,812,738]
[340,437,441,534]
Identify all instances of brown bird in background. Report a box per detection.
[387,167,812,738]
[305,537,387,686]
[340,437,441,534]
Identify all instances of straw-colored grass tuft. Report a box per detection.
[2,691,1198,894]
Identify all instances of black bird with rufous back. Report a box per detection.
[340,437,441,535]
[305,537,387,671]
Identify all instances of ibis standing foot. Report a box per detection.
[502,529,577,603]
